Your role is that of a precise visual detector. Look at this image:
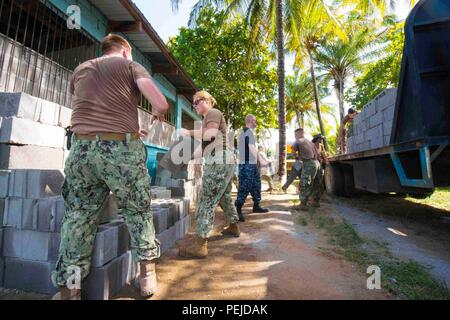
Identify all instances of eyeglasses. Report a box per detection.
[193,97,206,107]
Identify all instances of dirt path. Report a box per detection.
[115,193,390,300]
[330,197,450,287]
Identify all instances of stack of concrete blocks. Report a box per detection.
[155,153,203,206]
[348,88,397,153]
[0,168,132,298]
[0,92,192,299]
[152,198,191,253]
[0,91,72,292]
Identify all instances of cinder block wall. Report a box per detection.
[348,88,397,154]
[0,92,193,298]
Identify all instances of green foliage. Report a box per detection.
[345,21,405,109]
[167,7,278,129]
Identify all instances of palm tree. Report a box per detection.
[286,70,333,132]
[314,26,378,121]
[288,1,343,151]
[286,71,319,128]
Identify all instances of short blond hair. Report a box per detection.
[194,90,217,107]
[101,33,132,55]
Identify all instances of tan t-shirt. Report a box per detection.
[69,56,151,134]
[296,138,319,161]
[202,108,228,152]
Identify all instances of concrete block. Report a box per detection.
[169,186,188,197]
[384,135,391,146]
[0,144,65,170]
[383,120,393,136]
[91,223,119,268]
[37,99,60,126]
[153,202,176,227]
[2,228,60,262]
[35,197,65,232]
[3,197,36,229]
[369,112,383,128]
[82,251,133,300]
[6,169,64,198]
[151,187,171,199]
[0,117,65,148]
[157,226,176,254]
[364,101,376,118]
[0,92,40,121]
[0,170,10,198]
[0,257,4,287]
[354,133,364,145]
[116,221,130,257]
[375,88,397,111]
[166,179,186,188]
[152,208,168,234]
[366,125,383,142]
[0,198,5,224]
[369,134,384,149]
[175,220,182,240]
[58,106,72,128]
[3,257,58,294]
[99,194,120,224]
[383,105,395,123]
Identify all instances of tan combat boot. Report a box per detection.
[137,260,157,298]
[222,223,241,237]
[178,235,208,258]
[51,287,81,300]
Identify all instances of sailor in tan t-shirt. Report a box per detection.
[177,90,240,258]
[52,34,168,300]
[295,128,323,211]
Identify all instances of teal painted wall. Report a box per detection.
[48,0,108,42]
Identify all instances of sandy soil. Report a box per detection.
[114,192,390,300]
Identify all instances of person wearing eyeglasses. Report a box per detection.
[177,91,240,258]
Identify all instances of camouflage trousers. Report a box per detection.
[235,164,262,206]
[196,150,239,238]
[299,159,323,204]
[52,137,160,288]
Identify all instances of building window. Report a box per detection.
[0,0,101,107]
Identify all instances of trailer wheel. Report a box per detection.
[342,165,356,197]
[325,163,345,196]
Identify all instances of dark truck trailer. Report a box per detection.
[325,0,450,198]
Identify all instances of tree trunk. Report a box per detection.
[307,48,329,151]
[296,110,302,128]
[276,0,286,179]
[336,78,345,122]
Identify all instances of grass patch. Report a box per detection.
[292,207,450,300]
[406,188,450,211]
[380,260,450,300]
[338,189,450,219]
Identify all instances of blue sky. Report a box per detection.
[135,0,411,43]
